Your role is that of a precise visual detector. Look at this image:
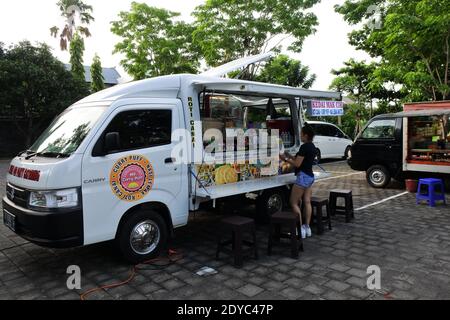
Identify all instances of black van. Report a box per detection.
[348,109,450,188]
[348,115,403,188]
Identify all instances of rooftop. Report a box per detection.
[64,64,122,85]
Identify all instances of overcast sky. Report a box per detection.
[0,0,370,90]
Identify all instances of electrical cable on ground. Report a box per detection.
[79,249,183,300]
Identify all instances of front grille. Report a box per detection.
[6,183,29,208]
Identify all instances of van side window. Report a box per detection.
[105,110,172,152]
[361,119,396,139]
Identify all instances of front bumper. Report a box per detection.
[2,196,83,248]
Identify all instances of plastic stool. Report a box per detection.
[416,178,446,207]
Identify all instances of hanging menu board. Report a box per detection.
[306,100,344,117]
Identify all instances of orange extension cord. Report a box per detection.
[80,249,183,300]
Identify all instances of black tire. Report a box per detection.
[256,188,286,224]
[315,148,322,163]
[116,210,168,264]
[366,165,391,188]
[343,146,351,159]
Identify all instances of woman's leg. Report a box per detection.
[290,185,305,225]
[303,187,313,225]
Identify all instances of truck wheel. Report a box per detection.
[256,188,285,224]
[366,165,391,188]
[343,146,351,159]
[116,210,167,264]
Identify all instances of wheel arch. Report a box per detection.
[115,201,174,240]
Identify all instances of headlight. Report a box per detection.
[29,188,79,209]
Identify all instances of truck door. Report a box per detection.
[81,101,186,245]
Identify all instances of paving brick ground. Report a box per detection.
[0,159,449,300]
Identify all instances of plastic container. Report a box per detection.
[405,179,418,193]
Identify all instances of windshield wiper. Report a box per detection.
[36,152,70,158]
[25,151,70,159]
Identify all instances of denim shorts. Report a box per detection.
[295,171,315,189]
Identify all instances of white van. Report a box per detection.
[2,54,341,263]
[307,121,353,161]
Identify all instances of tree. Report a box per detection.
[111,2,200,80]
[50,0,94,51]
[0,41,89,146]
[254,55,316,88]
[90,54,105,92]
[192,0,320,69]
[336,0,450,101]
[69,33,85,82]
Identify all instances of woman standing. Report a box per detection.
[280,124,316,239]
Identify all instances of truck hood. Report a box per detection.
[6,154,82,190]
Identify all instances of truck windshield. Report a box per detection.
[28,107,107,157]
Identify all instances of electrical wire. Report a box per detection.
[79,249,183,300]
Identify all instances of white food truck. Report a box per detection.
[3,53,341,262]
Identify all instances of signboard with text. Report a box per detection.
[306,100,344,117]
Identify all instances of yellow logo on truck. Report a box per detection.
[110,155,155,201]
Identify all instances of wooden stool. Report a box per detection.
[329,189,354,223]
[311,197,332,235]
[267,212,303,259]
[216,216,258,268]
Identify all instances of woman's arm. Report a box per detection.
[286,155,304,169]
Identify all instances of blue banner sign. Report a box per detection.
[306,100,344,117]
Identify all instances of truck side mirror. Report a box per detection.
[104,132,120,153]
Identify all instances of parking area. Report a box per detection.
[0,159,449,300]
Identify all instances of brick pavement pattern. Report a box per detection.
[0,160,449,300]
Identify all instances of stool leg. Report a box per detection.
[326,203,332,230]
[345,196,351,223]
[317,205,324,235]
[416,182,422,204]
[297,220,304,252]
[350,193,355,219]
[330,194,336,216]
[290,222,299,259]
[216,233,222,260]
[429,184,436,207]
[252,225,258,260]
[267,224,273,256]
[234,230,243,268]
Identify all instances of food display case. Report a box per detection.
[407,114,450,166]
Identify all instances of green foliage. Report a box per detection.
[90,54,105,92]
[0,41,89,145]
[69,33,85,82]
[111,2,200,80]
[254,55,316,88]
[192,0,320,67]
[336,0,450,101]
[50,0,94,50]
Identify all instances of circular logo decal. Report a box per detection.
[110,155,155,201]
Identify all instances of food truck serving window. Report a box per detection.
[200,93,296,149]
[408,115,450,165]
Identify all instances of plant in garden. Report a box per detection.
[0,42,89,146]
[336,0,450,101]
[111,2,200,80]
[192,0,320,72]
[90,54,105,92]
[69,33,85,82]
[50,0,94,51]
[255,55,316,88]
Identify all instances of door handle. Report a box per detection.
[165,157,175,164]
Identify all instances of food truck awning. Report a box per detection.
[379,109,450,118]
[192,78,342,100]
